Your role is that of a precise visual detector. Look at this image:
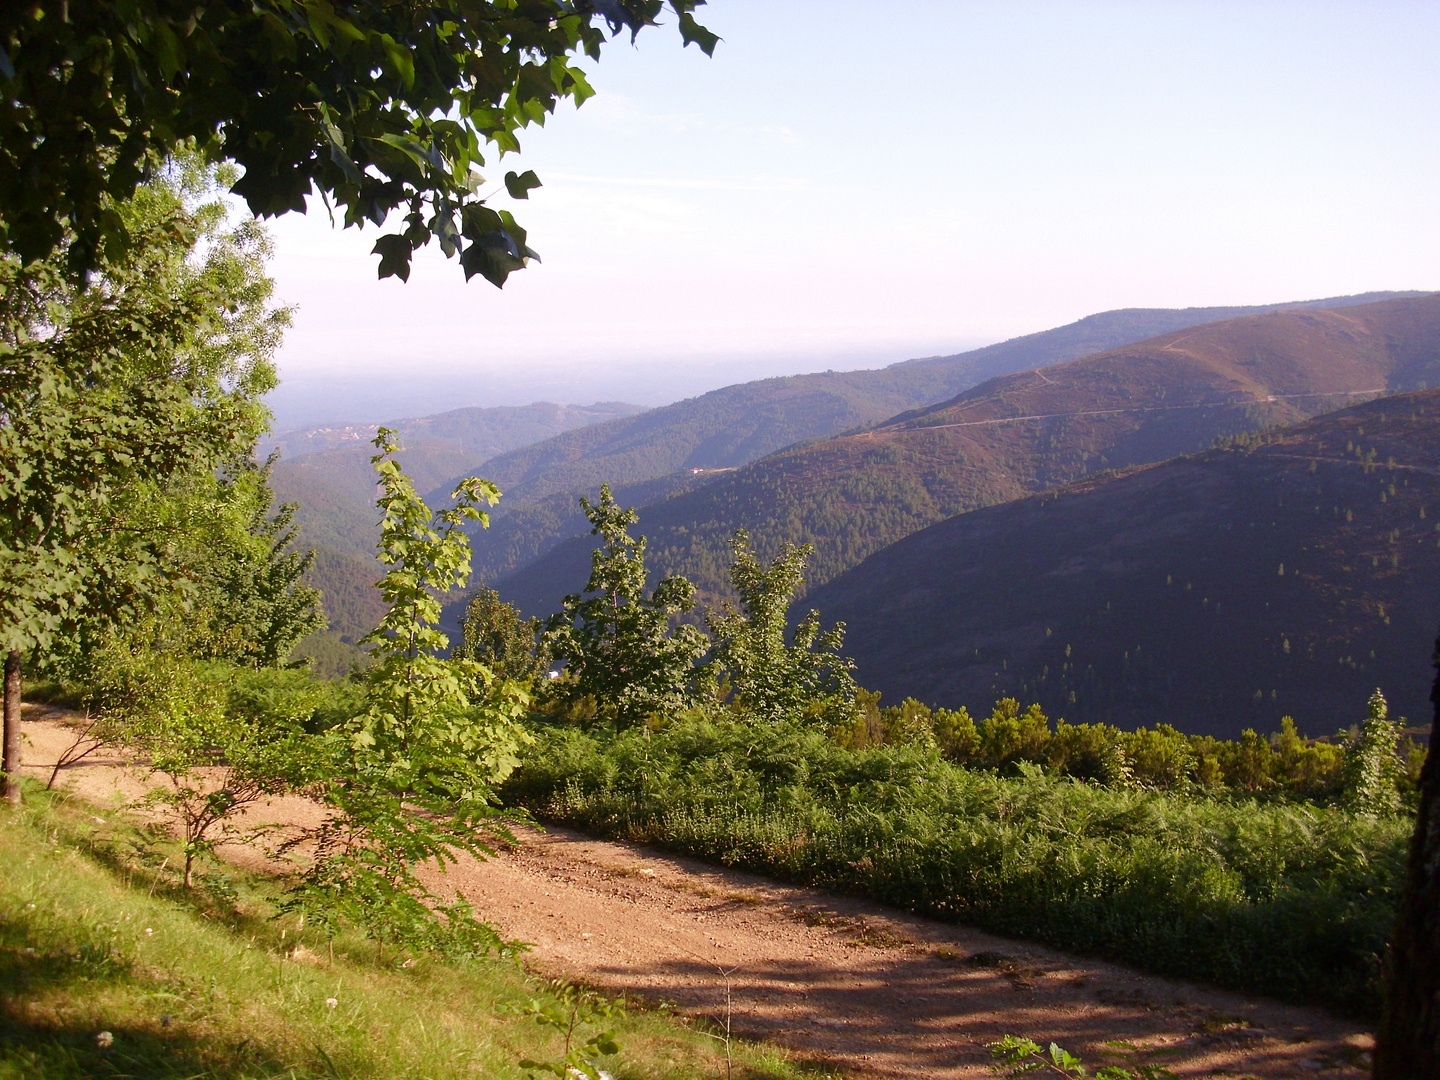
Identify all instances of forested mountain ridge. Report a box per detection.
[268,401,644,562]
[803,388,1440,738]
[456,291,1423,587]
[262,400,644,463]
[494,294,1440,619]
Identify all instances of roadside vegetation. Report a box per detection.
[0,788,818,1080]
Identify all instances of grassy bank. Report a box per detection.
[504,718,1410,1019]
[0,785,827,1080]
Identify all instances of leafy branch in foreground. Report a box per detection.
[2,0,717,283]
[516,982,624,1080]
[278,430,531,955]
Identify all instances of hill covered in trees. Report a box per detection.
[268,401,643,561]
[495,293,1440,620]
[804,388,1440,737]
[456,291,1422,588]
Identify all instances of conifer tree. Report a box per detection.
[543,486,707,725]
[1340,688,1401,817]
[705,530,857,725]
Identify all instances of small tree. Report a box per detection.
[454,584,548,683]
[190,457,326,669]
[705,530,857,726]
[1340,688,1401,817]
[108,654,311,889]
[279,431,531,954]
[544,486,708,726]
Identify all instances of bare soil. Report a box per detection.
[18,705,1373,1079]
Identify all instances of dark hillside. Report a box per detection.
[806,389,1440,738]
[497,295,1440,619]
[463,291,1424,584]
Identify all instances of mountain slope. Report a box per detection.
[269,401,642,562]
[495,294,1440,619]
[461,291,1424,584]
[803,389,1440,738]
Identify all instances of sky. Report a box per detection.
[263,0,1440,428]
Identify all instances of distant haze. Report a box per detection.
[264,337,991,430]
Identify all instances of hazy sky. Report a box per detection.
[265,0,1440,427]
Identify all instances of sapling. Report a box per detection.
[277,430,532,956]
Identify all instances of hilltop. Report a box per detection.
[458,291,1423,588]
[804,389,1440,738]
[495,294,1440,620]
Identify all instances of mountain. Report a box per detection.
[495,293,1440,620]
[264,401,642,667]
[456,291,1425,585]
[802,389,1440,738]
[268,401,643,564]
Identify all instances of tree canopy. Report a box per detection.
[0,158,289,661]
[1,1,716,283]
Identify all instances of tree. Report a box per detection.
[454,583,548,683]
[188,457,326,669]
[544,485,707,725]
[705,529,856,726]
[1339,688,1401,817]
[278,431,531,953]
[1,157,288,802]
[1,1,716,283]
[94,650,311,889]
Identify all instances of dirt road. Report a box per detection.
[19,707,1373,1079]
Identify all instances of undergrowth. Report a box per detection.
[0,786,827,1080]
[504,717,1410,1018]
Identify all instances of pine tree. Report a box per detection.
[543,486,708,725]
[1339,688,1401,817]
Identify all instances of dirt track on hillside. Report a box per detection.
[19,706,1374,1079]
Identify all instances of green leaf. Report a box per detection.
[676,11,721,56]
[504,170,542,200]
[376,133,433,171]
[371,234,413,282]
[377,32,416,88]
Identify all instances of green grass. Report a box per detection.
[503,717,1411,1019]
[0,786,833,1080]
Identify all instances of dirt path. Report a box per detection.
[18,707,1373,1079]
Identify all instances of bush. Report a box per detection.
[504,714,1409,1017]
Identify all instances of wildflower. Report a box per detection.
[144,928,154,936]
[325,998,338,1009]
[96,1031,114,1049]
[23,947,36,956]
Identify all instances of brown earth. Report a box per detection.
[18,705,1373,1079]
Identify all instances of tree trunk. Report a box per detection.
[1373,630,1440,1076]
[3,650,21,804]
